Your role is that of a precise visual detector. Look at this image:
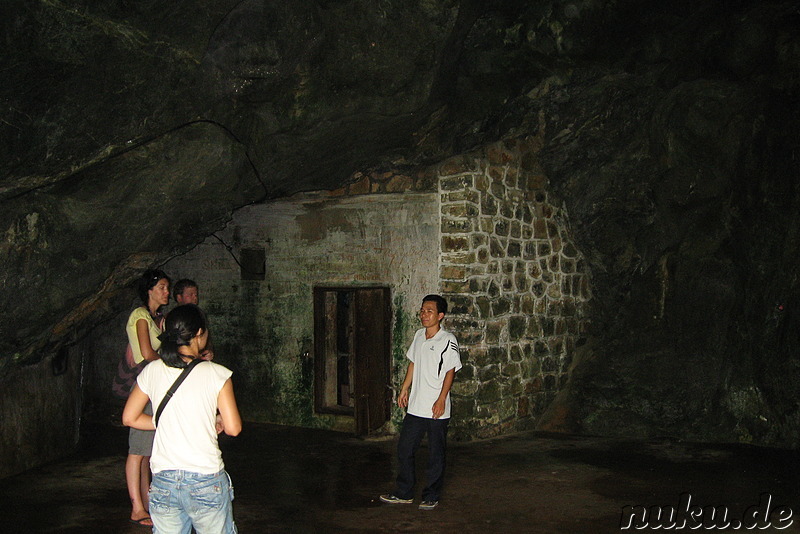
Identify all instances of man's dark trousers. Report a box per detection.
[394,413,449,501]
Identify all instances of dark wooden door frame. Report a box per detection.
[313,286,391,435]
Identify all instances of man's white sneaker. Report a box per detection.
[380,494,413,504]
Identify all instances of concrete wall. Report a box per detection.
[163,193,439,431]
[0,347,83,478]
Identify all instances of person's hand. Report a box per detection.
[397,389,409,408]
[215,413,224,434]
[432,398,445,419]
[200,349,214,361]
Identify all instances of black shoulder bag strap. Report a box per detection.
[154,358,203,427]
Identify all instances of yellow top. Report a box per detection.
[126,306,162,364]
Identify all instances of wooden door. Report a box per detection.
[353,287,391,435]
[314,287,391,436]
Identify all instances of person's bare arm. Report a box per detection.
[397,362,414,408]
[136,319,160,361]
[216,379,242,436]
[122,385,155,430]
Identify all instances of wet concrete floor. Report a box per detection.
[4,417,800,533]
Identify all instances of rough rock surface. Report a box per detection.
[2,0,800,446]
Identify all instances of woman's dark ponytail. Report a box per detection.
[158,304,207,368]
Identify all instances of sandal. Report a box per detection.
[129,516,153,527]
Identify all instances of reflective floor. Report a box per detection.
[5,417,800,533]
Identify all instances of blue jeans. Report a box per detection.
[149,470,237,534]
[394,414,449,502]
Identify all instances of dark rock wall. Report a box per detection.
[527,12,800,444]
[1,0,461,365]
[2,0,800,475]
[1,122,264,363]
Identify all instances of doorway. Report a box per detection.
[313,286,391,436]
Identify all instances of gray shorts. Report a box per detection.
[128,401,155,456]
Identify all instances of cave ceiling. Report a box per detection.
[3,0,800,445]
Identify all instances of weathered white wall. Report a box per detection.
[163,192,439,430]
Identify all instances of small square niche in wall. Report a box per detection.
[240,248,266,280]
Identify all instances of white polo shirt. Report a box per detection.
[406,327,462,419]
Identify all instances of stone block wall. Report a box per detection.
[437,140,592,440]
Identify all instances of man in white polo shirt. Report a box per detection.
[380,294,462,510]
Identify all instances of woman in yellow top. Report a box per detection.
[125,269,170,527]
